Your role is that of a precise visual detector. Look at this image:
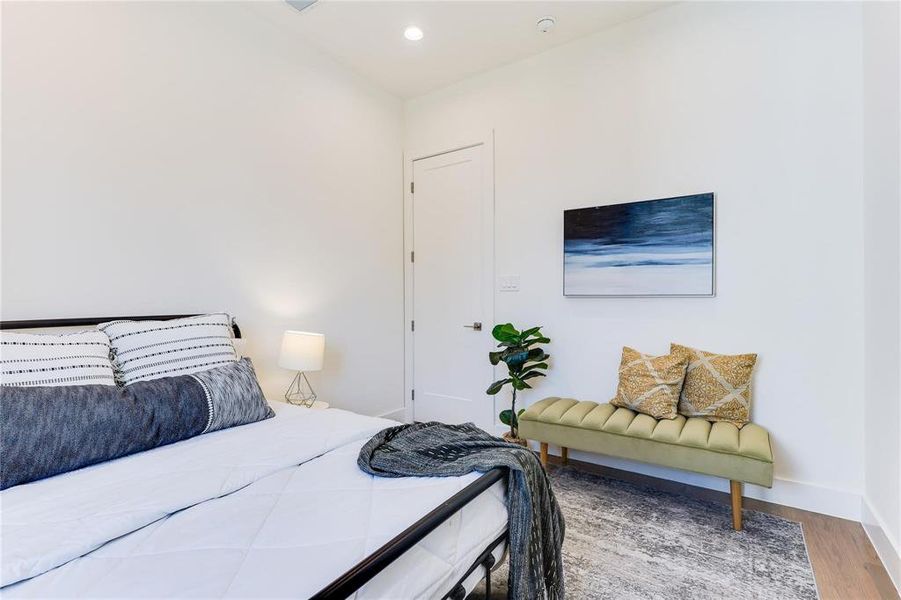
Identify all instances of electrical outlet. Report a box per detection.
[498,275,520,292]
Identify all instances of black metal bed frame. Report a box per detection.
[1,314,509,600]
[0,315,242,339]
[311,467,507,600]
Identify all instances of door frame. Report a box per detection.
[403,131,496,423]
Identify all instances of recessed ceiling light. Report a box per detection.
[404,26,424,41]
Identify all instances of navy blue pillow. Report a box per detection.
[1,358,272,490]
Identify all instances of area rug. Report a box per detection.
[469,466,818,599]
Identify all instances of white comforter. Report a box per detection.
[1,404,507,598]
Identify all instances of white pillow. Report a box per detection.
[99,313,238,385]
[0,330,116,387]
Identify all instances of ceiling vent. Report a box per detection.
[536,16,556,33]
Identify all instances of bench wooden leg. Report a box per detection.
[561,447,568,465]
[730,480,743,531]
[540,442,548,467]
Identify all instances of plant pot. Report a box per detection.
[502,432,528,447]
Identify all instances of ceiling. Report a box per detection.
[249,1,671,99]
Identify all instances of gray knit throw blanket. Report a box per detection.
[357,421,565,600]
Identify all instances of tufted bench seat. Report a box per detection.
[519,397,774,530]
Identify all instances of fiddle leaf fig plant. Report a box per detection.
[486,323,550,438]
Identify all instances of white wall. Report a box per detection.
[2,0,889,529]
[0,1,405,417]
[405,2,866,517]
[862,0,901,589]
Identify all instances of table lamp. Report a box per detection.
[278,330,325,407]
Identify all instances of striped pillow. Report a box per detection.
[0,330,116,387]
[99,314,238,385]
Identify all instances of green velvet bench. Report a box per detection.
[519,397,774,531]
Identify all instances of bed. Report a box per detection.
[0,316,509,599]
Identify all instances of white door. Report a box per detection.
[411,144,494,430]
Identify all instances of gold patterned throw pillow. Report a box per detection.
[671,343,757,428]
[611,347,688,419]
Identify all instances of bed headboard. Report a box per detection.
[0,315,242,338]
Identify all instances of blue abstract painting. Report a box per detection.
[564,193,714,296]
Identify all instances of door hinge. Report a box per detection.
[410,251,414,263]
[410,181,414,194]
[411,320,415,332]
[411,389,415,401]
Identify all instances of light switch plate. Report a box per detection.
[499,275,520,292]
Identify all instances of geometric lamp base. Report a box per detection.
[285,371,317,407]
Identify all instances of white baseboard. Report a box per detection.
[861,498,901,594]
[539,448,863,521]
[377,406,407,422]
[748,476,862,521]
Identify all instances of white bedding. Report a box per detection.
[1,404,508,598]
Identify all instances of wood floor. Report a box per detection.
[546,456,899,600]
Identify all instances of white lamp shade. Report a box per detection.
[278,331,325,372]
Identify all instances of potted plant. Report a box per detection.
[486,323,550,445]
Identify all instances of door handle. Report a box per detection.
[463,322,482,331]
